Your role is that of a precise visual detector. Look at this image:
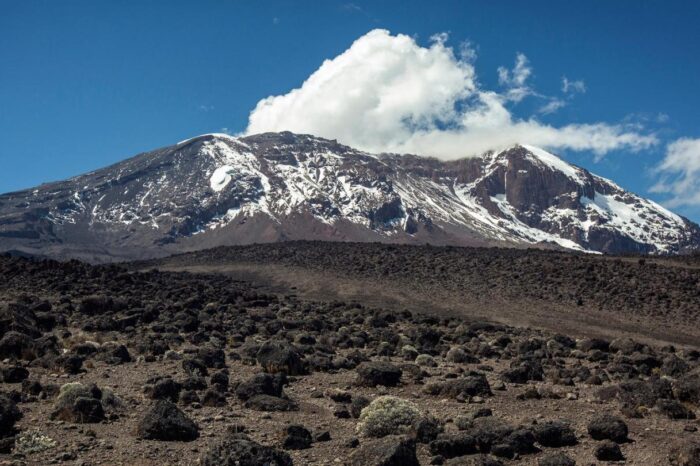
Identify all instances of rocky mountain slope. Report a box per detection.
[1,132,698,260]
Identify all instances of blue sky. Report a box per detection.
[2,1,699,220]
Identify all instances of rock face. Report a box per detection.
[1,132,697,261]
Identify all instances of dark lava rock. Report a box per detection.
[491,442,515,459]
[577,338,610,352]
[0,395,21,437]
[211,370,229,390]
[429,433,478,458]
[532,421,577,447]
[146,377,182,402]
[202,389,227,407]
[201,432,292,466]
[676,372,700,406]
[656,399,696,420]
[538,452,576,466]
[182,358,209,377]
[505,428,537,455]
[198,346,226,369]
[282,424,312,450]
[351,395,371,418]
[456,417,536,456]
[501,360,543,384]
[0,366,29,383]
[356,361,402,387]
[256,340,306,375]
[244,394,298,412]
[235,373,286,401]
[444,456,504,465]
[587,415,628,443]
[99,343,131,364]
[594,440,625,461]
[413,416,442,443]
[136,400,199,441]
[181,375,207,391]
[599,377,674,412]
[0,331,36,360]
[333,405,351,418]
[61,355,84,374]
[78,295,118,315]
[179,390,200,405]
[661,355,690,377]
[423,375,492,400]
[350,435,419,466]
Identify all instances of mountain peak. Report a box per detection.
[0,131,697,261]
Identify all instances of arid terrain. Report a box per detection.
[148,242,700,347]
[0,243,698,465]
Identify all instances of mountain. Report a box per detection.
[1,131,698,261]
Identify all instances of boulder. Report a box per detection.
[256,340,306,375]
[532,421,577,447]
[356,361,402,387]
[0,366,29,383]
[282,424,312,450]
[423,375,492,400]
[587,415,628,443]
[350,435,419,466]
[244,394,298,412]
[0,332,36,361]
[594,440,625,461]
[538,452,576,466]
[656,399,696,420]
[0,395,21,438]
[429,433,478,458]
[136,400,199,441]
[200,433,292,466]
[235,373,286,401]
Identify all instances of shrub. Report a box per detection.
[415,354,437,367]
[14,431,57,454]
[356,396,421,438]
[401,345,419,361]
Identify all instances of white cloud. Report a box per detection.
[538,98,567,115]
[498,53,533,102]
[245,29,656,160]
[651,138,700,207]
[562,77,586,94]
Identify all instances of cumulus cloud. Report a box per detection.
[245,29,656,159]
[651,138,700,207]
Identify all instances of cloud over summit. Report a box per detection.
[245,29,656,159]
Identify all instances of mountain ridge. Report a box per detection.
[0,131,698,261]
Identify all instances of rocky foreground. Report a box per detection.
[0,254,698,465]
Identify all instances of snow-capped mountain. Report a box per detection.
[1,131,698,261]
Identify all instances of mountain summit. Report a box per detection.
[1,132,697,261]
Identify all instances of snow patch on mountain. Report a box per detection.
[521,144,586,184]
